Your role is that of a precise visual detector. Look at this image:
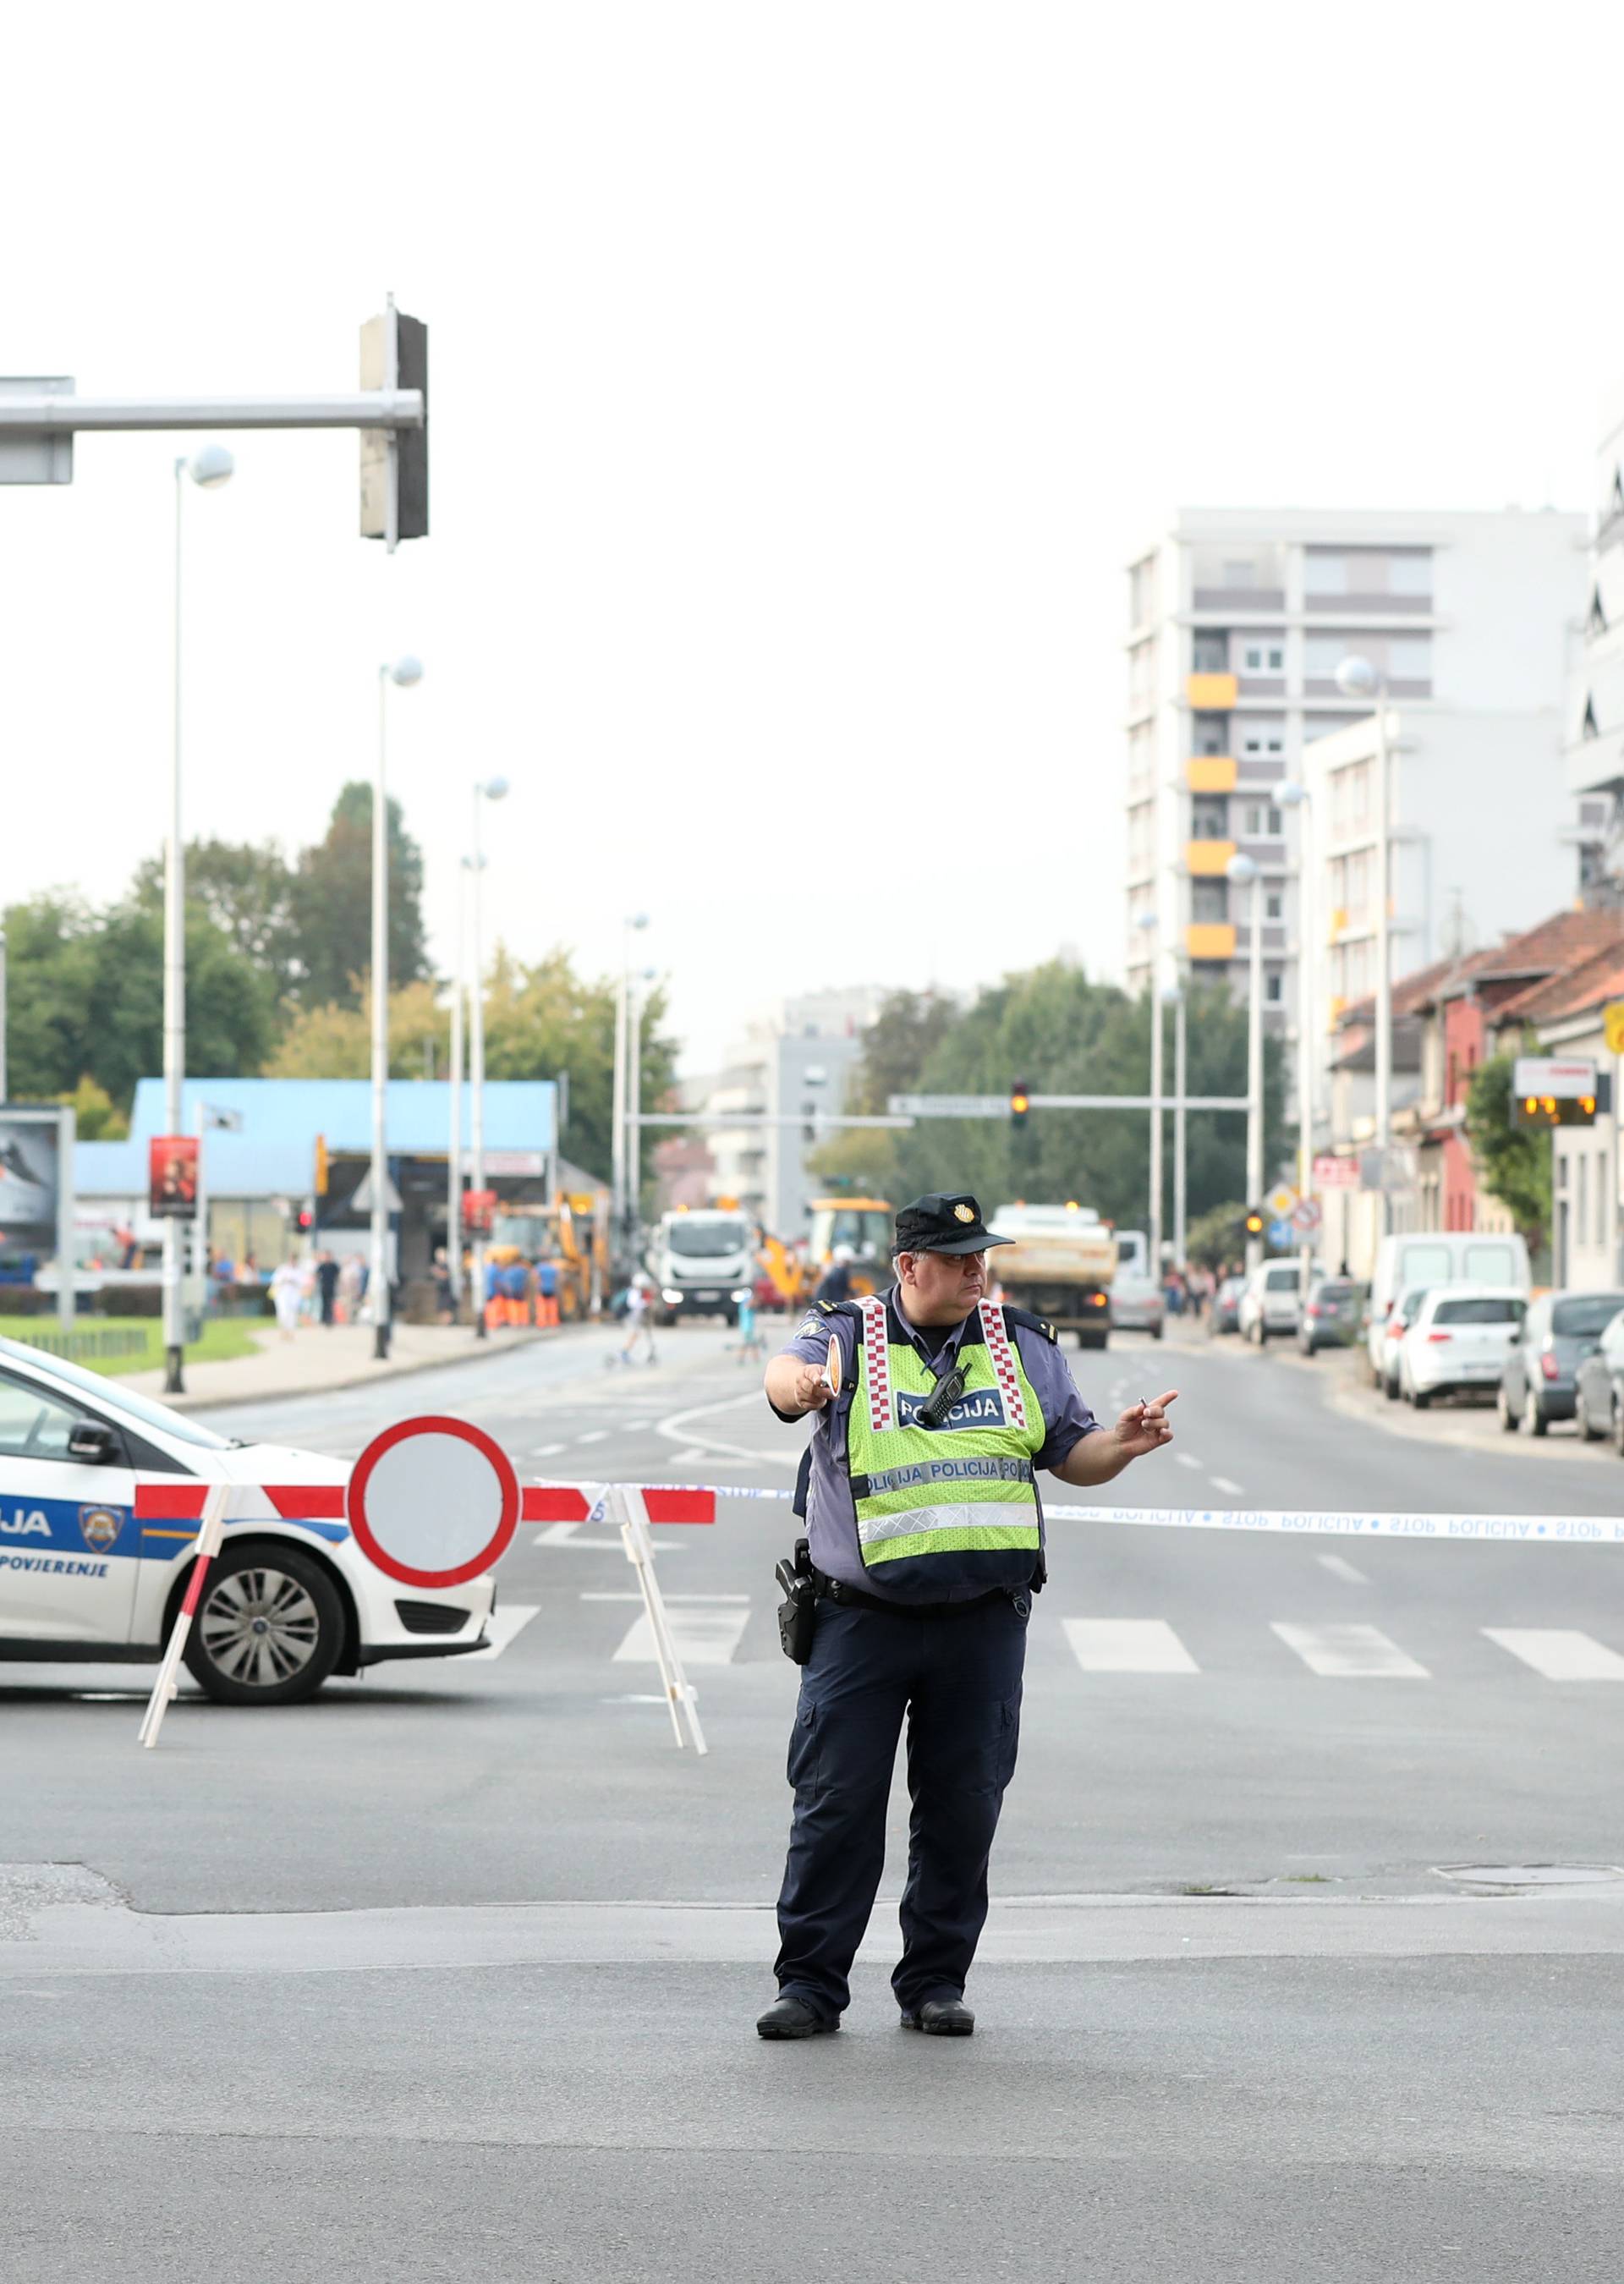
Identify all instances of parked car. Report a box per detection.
[1574,1308,1624,1451]
[1401,1287,1526,1408]
[1212,1276,1245,1336]
[1298,1277,1369,1356]
[1377,1282,1437,1400]
[1499,1288,1624,1436]
[1366,1232,1531,1386]
[1237,1259,1315,1346]
[1110,1271,1165,1338]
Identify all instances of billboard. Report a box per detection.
[0,1107,64,1248]
[149,1135,200,1220]
[0,1103,76,1327]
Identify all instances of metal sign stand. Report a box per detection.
[603,1482,706,1754]
[138,1483,230,1749]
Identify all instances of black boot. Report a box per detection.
[756,1994,837,2040]
[899,1998,974,2036]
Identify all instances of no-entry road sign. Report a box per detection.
[347,1416,519,1588]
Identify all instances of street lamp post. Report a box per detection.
[1277,778,1316,1287]
[611,914,648,1266]
[1136,909,1163,1271]
[468,776,509,1341]
[1226,853,1265,1271]
[447,859,467,1322]
[370,654,423,1362]
[162,444,234,1396]
[1335,656,1391,1244]
[1171,974,1188,1267]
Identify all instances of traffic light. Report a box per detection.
[1010,1079,1031,1129]
[359,300,428,546]
[296,1205,314,1233]
[1242,1205,1266,1241]
[1511,1091,1600,1131]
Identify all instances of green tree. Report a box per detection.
[3,896,102,1102]
[848,963,1287,1234]
[844,991,959,1116]
[132,838,300,1000]
[266,980,447,1080]
[1465,1051,1551,1250]
[288,783,430,1009]
[57,1076,129,1140]
[1184,1200,1248,1272]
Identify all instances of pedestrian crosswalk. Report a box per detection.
[569,1595,1624,1682]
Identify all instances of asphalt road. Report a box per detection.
[6,1318,1624,2280]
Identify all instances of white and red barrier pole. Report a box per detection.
[138,1482,230,1749]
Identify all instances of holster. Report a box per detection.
[775,1535,818,1665]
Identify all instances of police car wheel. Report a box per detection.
[183,1543,345,1706]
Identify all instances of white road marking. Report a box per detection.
[1210,1475,1243,1496]
[1271,1622,1429,1678]
[1175,1452,1201,1471]
[656,1389,798,1469]
[582,1592,749,1603]
[1484,1628,1624,1680]
[466,1606,540,1660]
[576,1430,609,1445]
[532,1531,689,1551]
[1318,1555,1369,1585]
[613,1601,750,1665]
[1063,1618,1199,1673]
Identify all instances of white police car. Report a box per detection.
[0,1336,496,1705]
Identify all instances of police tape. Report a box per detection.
[531,1482,1624,1546]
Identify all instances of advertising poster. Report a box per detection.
[0,1108,62,1248]
[149,1134,200,1221]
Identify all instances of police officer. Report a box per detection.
[756,1191,1177,2040]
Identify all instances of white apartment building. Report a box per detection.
[1123,509,1586,1078]
[1566,381,1624,876]
[702,986,886,1238]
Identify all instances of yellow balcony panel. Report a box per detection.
[1186,755,1237,793]
[1187,671,1238,711]
[1185,923,1237,962]
[1186,837,1237,877]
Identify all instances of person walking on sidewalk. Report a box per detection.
[755,1191,1177,2042]
[618,1273,657,1365]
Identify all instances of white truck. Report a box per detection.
[990,1202,1117,1349]
[647,1206,757,1326]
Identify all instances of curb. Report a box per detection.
[145,1323,578,1415]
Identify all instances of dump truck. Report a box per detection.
[990,1201,1116,1348]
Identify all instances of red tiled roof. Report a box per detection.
[1495,940,1624,1026]
[1336,909,1624,1034]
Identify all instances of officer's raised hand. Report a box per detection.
[1051,1388,1178,1483]
[784,1362,834,1414]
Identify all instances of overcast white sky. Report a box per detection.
[5,1,1622,1074]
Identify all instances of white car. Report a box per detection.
[1108,1271,1165,1337]
[0,1337,496,1704]
[1399,1287,1527,1408]
[1365,1231,1530,1385]
[1375,1282,1435,1400]
[1237,1260,1315,1345]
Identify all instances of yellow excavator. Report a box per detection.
[753,1195,894,1309]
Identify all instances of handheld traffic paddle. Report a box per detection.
[823,1336,842,1396]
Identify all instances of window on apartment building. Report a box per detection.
[1191,880,1229,924]
[1387,634,1431,684]
[1265,889,1283,920]
[1192,633,1228,672]
[1191,796,1228,837]
[1240,640,1285,675]
[1241,730,1284,756]
[1128,556,1157,627]
[1388,551,1432,596]
[1243,803,1284,837]
[1195,722,1228,756]
[1446,1051,1457,1102]
[1265,971,1283,1003]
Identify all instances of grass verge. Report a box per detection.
[0,1316,264,1377]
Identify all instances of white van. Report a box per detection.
[1237,1257,1320,1344]
[1364,1231,1530,1384]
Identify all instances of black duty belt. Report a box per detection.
[809,1567,1010,1621]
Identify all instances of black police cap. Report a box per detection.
[892,1193,1012,1257]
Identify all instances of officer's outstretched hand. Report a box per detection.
[791,1364,834,1414]
[1111,1389,1178,1462]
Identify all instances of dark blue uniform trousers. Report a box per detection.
[773,1590,1029,2019]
